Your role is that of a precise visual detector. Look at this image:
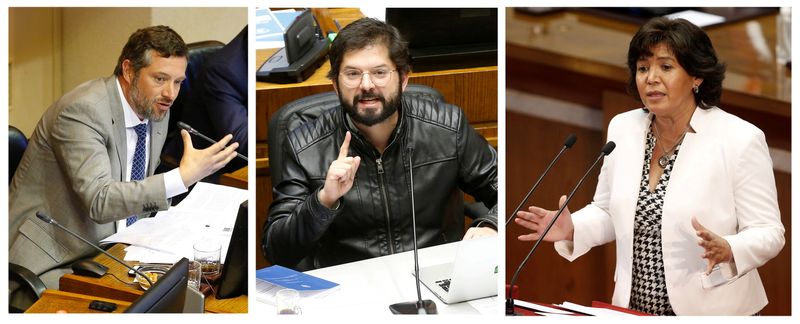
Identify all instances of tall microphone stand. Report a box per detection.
[390,147,437,314]
[506,142,615,315]
[177,121,249,162]
[35,211,153,287]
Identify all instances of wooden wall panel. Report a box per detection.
[506,111,616,306]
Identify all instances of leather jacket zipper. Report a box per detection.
[376,157,395,254]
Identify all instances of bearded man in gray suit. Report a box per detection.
[8,25,240,289]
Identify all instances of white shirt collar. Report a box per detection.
[115,78,149,128]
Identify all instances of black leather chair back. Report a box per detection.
[267,84,445,190]
[158,41,225,173]
[9,125,28,184]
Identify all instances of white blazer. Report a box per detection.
[554,107,784,315]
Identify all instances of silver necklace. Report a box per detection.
[652,121,689,169]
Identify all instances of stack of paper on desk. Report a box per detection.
[101,182,248,264]
[255,265,340,305]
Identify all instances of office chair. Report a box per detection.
[265,85,492,269]
[9,125,28,184]
[9,263,46,313]
[8,126,45,312]
[168,41,225,136]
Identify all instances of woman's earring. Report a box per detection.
[693,85,699,94]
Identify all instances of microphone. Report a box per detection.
[177,121,248,162]
[35,211,153,287]
[389,147,437,315]
[506,134,577,226]
[506,141,615,315]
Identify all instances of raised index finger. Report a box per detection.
[338,131,352,159]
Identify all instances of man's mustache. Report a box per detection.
[355,92,383,101]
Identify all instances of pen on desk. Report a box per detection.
[178,122,249,162]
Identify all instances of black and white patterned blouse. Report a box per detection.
[628,128,679,316]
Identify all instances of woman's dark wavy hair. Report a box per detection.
[326,17,411,84]
[626,17,726,109]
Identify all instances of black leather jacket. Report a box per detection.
[263,95,498,270]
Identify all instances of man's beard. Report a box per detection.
[129,73,170,122]
[339,83,402,127]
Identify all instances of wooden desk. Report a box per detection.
[255,9,498,269]
[219,166,248,190]
[26,290,131,313]
[505,8,791,315]
[58,244,247,313]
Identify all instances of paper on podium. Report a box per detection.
[556,301,637,316]
[515,299,574,315]
[101,182,247,263]
[172,182,248,215]
[123,245,182,264]
[666,10,725,27]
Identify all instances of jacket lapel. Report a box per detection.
[661,106,707,226]
[613,111,651,248]
[106,77,127,181]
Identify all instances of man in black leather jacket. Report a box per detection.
[263,18,498,270]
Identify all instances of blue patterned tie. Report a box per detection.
[126,123,148,226]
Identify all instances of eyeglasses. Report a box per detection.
[339,68,396,88]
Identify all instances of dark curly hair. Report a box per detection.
[326,18,411,84]
[626,17,726,109]
[113,25,187,76]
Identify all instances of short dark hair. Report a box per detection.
[327,18,411,82]
[626,17,726,109]
[113,25,188,76]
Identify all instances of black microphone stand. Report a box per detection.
[390,147,437,314]
[177,121,249,162]
[35,211,153,287]
[506,142,615,315]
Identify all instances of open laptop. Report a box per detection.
[417,236,497,304]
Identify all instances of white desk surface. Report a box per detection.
[253,240,499,315]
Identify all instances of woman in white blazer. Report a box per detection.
[514,17,784,315]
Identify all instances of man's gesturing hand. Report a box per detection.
[179,129,239,187]
[318,131,361,208]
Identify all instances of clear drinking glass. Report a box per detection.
[187,260,202,290]
[193,240,221,277]
[276,288,302,315]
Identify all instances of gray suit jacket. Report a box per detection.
[9,76,171,281]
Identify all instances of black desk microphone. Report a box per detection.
[389,147,437,314]
[177,122,248,162]
[506,141,615,315]
[35,211,153,287]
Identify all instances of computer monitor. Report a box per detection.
[217,200,248,299]
[386,8,498,72]
[125,258,189,313]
